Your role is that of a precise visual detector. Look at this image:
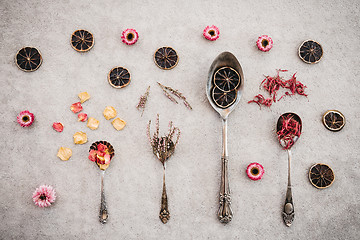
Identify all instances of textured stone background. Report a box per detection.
[1,0,359,239]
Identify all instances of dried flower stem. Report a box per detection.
[136,86,150,116]
[157,82,192,110]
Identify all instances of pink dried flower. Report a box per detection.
[52,122,64,132]
[78,113,88,122]
[32,185,56,208]
[70,102,82,113]
[246,163,264,181]
[203,25,220,41]
[17,110,34,127]
[121,28,139,45]
[256,35,273,52]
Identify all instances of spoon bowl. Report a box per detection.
[277,112,302,149]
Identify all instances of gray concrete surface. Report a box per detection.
[1,0,359,239]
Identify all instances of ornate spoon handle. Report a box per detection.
[218,118,233,223]
[159,166,170,224]
[99,170,108,224]
[283,149,294,227]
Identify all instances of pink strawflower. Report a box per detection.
[246,162,264,181]
[17,110,34,127]
[78,113,88,122]
[70,102,83,113]
[256,35,273,52]
[52,122,64,132]
[203,25,220,41]
[121,28,139,45]
[32,185,56,208]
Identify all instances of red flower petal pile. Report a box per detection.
[88,143,111,166]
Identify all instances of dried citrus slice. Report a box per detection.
[298,40,323,64]
[309,163,335,189]
[213,67,240,92]
[154,47,178,70]
[211,87,237,109]
[15,47,42,72]
[108,67,131,88]
[71,29,94,52]
[322,110,345,132]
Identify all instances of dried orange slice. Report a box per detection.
[322,110,345,132]
[71,30,94,52]
[309,163,334,189]
[298,40,323,64]
[108,67,131,88]
[211,87,237,109]
[213,67,240,92]
[15,47,42,72]
[154,47,178,70]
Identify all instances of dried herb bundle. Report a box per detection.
[136,86,150,116]
[277,115,301,150]
[157,82,192,110]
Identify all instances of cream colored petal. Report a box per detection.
[103,106,117,120]
[98,163,110,170]
[87,117,100,130]
[78,92,91,103]
[112,118,126,130]
[57,147,72,161]
[73,131,88,144]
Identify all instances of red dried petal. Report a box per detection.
[78,113,88,122]
[88,150,97,162]
[70,102,83,113]
[52,122,64,132]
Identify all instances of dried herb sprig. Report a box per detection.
[136,86,150,116]
[147,114,180,164]
[277,115,301,150]
[157,82,192,110]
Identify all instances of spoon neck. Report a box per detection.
[222,118,228,157]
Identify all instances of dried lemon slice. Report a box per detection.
[108,67,131,88]
[309,163,335,189]
[15,47,42,72]
[322,110,345,132]
[71,30,94,52]
[57,147,72,161]
[213,67,240,92]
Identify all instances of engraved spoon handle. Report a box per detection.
[159,165,170,224]
[218,118,233,223]
[99,170,108,224]
[283,149,294,227]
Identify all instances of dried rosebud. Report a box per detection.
[112,118,126,130]
[87,117,99,130]
[78,113,88,122]
[73,131,87,144]
[57,147,72,161]
[70,102,83,113]
[78,92,90,103]
[52,122,64,132]
[103,106,117,120]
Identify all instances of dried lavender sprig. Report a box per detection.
[136,86,150,116]
[162,89,179,104]
[147,120,153,146]
[174,128,181,148]
[157,82,192,110]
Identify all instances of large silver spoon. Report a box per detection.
[276,113,302,227]
[206,52,244,223]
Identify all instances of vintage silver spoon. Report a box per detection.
[206,52,244,223]
[276,113,302,227]
[89,141,115,224]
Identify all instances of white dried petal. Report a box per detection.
[57,147,72,161]
[78,92,91,103]
[73,131,87,144]
[112,118,126,131]
[103,106,117,120]
[87,117,99,130]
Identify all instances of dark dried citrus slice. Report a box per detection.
[154,47,178,70]
[108,67,131,88]
[71,30,94,52]
[211,87,237,109]
[309,163,334,189]
[298,40,323,64]
[213,67,240,92]
[322,110,345,132]
[15,47,42,72]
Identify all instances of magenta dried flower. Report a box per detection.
[32,185,56,208]
[17,110,34,127]
[121,28,139,45]
[256,35,273,52]
[203,25,220,41]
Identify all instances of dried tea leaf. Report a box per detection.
[73,131,87,144]
[112,118,126,130]
[87,117,99,130]
[103,106,117,120]
[78,92,91,103]
[57,147,72,161]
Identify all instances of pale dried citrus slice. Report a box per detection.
[322,110,345,132]
[298,40,323,64]
[154,47,178,70]
[71,30,94,52]
[15,47,42,72]
[211,87,237,109]
[108,67,131,88]
[213,67,240,92]
[309,163,334,189]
